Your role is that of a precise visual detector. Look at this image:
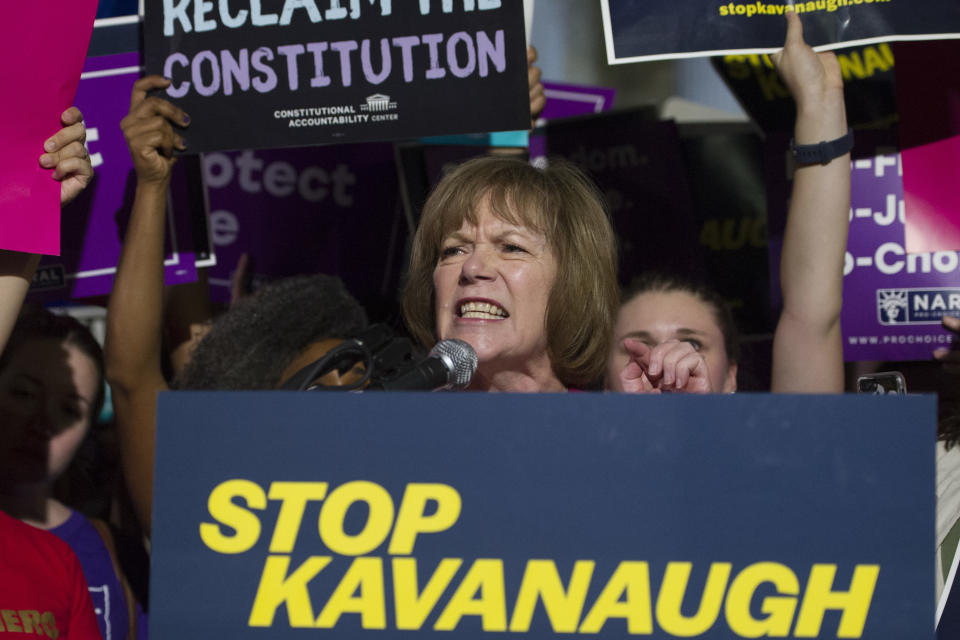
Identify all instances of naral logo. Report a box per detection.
[360,94,397,113]
[30,265,65,291]
[877,287,960,325]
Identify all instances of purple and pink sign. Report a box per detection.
[30,52,201,302]
[768,131,960,362]
[902,134,960,254]
[893,40,960,255]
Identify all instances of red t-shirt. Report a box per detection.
[0,510,101,639]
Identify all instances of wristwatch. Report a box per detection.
[790,127,854,165]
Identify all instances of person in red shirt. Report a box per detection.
[0,510,100,639]
[0,109,99,640]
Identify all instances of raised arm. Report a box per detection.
[770,11,850,393]
[105,76,188,532]
[0,252,40,355]
[0,108,93,354]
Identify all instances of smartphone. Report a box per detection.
[856,371,907,395]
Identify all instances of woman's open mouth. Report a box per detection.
[458,300,509,319]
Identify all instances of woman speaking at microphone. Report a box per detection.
[402,157,619,392]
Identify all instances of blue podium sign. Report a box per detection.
[151,393,934,639]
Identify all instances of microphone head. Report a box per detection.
[429,339,478,390]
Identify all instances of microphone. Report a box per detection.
[368,339,478,391]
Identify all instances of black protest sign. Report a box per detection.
[677,123,774,336]
[143,1,529,152]
[602,0,960,63]
[530,110,702,285]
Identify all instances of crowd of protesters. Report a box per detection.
[3,9,959,638]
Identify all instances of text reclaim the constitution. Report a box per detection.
[163,31,508,98]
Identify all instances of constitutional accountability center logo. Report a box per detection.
[877,288,960,325]
[360,94,398,113]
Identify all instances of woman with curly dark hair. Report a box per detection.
[173,275,367,391]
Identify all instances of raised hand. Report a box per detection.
[616,338,713,394]
[528,45,545,128]
[772,11,843,108]
[120,75,189,187]
[772,10,846,146]
[39,107,94,206]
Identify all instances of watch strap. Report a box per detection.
[790,127,854,165]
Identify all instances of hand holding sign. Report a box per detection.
[38,107,94,206]
[527,45,545,127]
[121,76,190,188]
[3,109,95,354]
[772,11,846,142]
[616,338,713,394]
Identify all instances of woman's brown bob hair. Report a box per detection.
[402,155,619,388]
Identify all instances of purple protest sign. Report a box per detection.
[540,82,616,121]
[201,143,404,312]
[768,131,960,362]
[30,52,199,302]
